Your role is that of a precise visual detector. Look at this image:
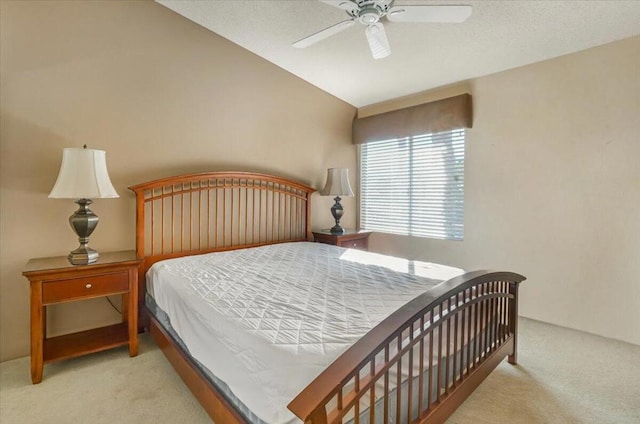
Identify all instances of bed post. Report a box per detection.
[305,191,313,241]
[508,281,520,365]
[135,191,145,267]
[134,190,147,331]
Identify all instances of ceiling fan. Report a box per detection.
[293,0,472,59]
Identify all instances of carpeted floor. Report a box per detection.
[1,318,638,423]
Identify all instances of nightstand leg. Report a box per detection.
[30,281,44,384]
[128,268,138,357]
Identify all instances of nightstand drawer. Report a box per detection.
[42,272,129,304]
[338,238,367,250]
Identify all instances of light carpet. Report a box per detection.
[1,318,639,424]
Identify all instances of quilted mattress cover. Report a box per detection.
[146,241,464,423]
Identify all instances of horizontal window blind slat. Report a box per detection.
[361,189,464,195]
[362,213,463,219]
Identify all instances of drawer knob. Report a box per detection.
[85,283,92,289]
[353,243,357,247]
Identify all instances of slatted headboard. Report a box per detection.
[129,171,316,320]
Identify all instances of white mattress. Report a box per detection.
[146,242,463,423]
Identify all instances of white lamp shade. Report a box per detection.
[322,168,354,196]
[49,148,119,199]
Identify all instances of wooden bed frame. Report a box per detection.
[130,171,525,424]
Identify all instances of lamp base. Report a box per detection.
[68,245,99,265]
[330,196,345,235]
[67,198,100,265]
[330,224,345,234]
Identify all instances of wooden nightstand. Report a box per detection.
[22,250,142,384]
[312,229,372,251]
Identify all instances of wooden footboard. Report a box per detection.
[288,270,525,424]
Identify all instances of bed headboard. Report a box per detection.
[129,171,316,301]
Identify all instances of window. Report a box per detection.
[360,129,465,240]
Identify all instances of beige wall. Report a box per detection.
[360,36,640,346]
[0,1,357,361]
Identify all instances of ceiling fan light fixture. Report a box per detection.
[360,13,379,24]
[365,23,390,59]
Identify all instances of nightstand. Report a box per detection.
[22,250,142,384]
[312,229,372,251]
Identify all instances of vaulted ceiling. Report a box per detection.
[157,0,640,107]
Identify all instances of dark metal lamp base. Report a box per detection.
[67,198,100,265]
[330,196,345,235]
[330,224,345,234]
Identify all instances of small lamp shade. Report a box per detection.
[49,148,119,199]
[321,168,354,197]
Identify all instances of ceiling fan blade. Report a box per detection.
[293,19,356,48]
[387,5,472,23]
[365,23,391,59]
[319,0,360,14]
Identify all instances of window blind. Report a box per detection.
[360,129,465,240]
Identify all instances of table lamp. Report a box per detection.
[322,168,354,234]
[49,146,119,265]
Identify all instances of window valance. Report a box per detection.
[352,93,473,144]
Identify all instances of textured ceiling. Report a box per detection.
[156,0,640,107]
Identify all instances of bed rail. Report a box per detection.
[288,270,525,424]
